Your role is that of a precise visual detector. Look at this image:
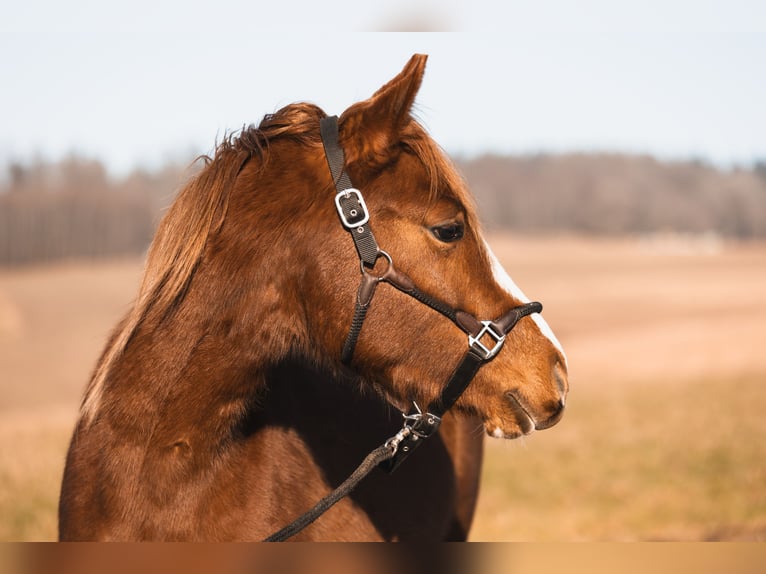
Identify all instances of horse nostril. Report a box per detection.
[553,360,568,403]
[533,398,566,431]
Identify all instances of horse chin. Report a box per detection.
[484,420,534,440]
[484,392,537,439]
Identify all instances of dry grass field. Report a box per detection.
[1,234,765,541]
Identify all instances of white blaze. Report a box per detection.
[484,241,567,365]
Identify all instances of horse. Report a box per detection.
[58,54,568,541]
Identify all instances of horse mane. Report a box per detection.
[80,103,468,422]
[80,103,326,421]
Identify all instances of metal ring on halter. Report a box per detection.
[359,250,393,275]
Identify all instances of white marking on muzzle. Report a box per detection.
[484,240,568,366]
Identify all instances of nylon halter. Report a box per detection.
[320,116,543,471]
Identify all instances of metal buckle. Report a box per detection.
[334,188,370,229]
[468,321,506,360]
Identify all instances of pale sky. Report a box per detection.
[1,0,764,176]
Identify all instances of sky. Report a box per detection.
[1,0,765,176]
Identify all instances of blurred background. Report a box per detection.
[1,0,765,546]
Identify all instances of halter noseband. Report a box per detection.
[319,115,543,472]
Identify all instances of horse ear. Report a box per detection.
[339,53,428,168]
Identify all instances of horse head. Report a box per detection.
[335,55,566,439]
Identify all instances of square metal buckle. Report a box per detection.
[468,321,506,360]
[334,188,370,229]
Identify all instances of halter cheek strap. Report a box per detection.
[319,116,380,266]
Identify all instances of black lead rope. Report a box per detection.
[263,443,396,542]
[262,116,542,541]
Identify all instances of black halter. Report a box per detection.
[263,116,542,541]
[320,115,542,470]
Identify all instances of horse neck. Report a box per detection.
[96,146,334,437]
[100,241,305,443]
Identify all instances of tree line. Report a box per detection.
[1,153,765,265]
[0,157,185,265]
[459,153,766,237]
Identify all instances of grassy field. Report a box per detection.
[472,374,766,541]
[1,234,765,541]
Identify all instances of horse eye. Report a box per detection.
[431,222,464,243]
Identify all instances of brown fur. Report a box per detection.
[59,54,567,541]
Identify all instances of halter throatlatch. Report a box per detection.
[262,116,544,542]
[319,115,543,471]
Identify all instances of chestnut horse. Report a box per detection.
[59,54,568,541]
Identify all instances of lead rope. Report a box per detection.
[262,116,543,541]
[263,443,397,542]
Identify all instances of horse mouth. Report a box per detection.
[486,392,536,439]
